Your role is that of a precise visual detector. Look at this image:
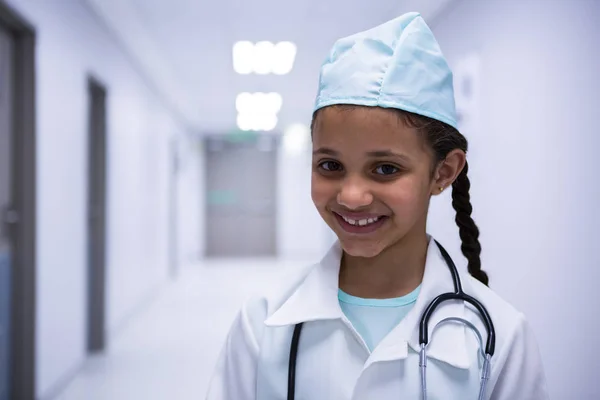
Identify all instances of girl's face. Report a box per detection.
[311,106,438,258]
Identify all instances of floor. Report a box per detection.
[53,258,311,400]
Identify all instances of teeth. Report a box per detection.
[341,215,380,226]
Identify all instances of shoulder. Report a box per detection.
[464,275,523,327]
[463,275,537,359]
[464,276,549,397]
[463,274,531,345]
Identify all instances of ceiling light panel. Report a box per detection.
[233,41,297,75]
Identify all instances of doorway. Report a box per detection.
[0,3,36,399]
[86,77,107,353]
[205,134,278,257]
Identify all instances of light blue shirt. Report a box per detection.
[338,286,421,351]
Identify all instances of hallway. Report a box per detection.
[52,259,308,400]
[1,0,599,398]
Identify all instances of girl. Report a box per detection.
[207,12,548,400]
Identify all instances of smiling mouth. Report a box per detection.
[333,212,388,234]
[340,215,381,226]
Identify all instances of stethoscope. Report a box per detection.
[287,240,496,400]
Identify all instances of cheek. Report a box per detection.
[383,176,431,216]
[311,173,334,209]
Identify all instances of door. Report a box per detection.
[205,135,278,257]
[0,22,14,400]
[86,78,107,353]
[0,5,36,398]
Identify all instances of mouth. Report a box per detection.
[333,212,388,234]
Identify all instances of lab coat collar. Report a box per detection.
[265,241,343,325]
[264,236,472,369]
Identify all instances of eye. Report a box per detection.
[319,161,343,172]
[374,164,400,175]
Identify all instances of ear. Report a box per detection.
[431,149,466,195]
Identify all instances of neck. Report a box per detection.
[339,230,429,299]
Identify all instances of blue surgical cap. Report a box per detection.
[314,12,458,130]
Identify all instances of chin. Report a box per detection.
[339,239,387,259]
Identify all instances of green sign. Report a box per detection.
[208,190,237,205]
[226,129,258,143]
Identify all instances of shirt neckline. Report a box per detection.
[338,285,421,307]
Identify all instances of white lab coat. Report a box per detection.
[206,236,548,399]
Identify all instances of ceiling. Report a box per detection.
[86,0,455,134]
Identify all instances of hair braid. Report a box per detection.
[451,161,489,286]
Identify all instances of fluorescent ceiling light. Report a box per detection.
[253,41,275,75]
[272,41,297,75]
[232,41,297,75]
[236,92,282,131]
[232,41,254,75]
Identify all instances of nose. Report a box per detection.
[337,175,374,210]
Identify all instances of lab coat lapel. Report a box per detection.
[264,242,343,327]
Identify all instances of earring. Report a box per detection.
[439,186,445,192]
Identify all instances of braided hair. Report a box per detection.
[311,106,489,286]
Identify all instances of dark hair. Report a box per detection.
[311,106,489,286]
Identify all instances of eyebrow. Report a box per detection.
[312,147,339,156]
[313,147,411,162]
[366,150,411,161]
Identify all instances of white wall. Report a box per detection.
[3,1,202,398]
[426,0,600,398]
